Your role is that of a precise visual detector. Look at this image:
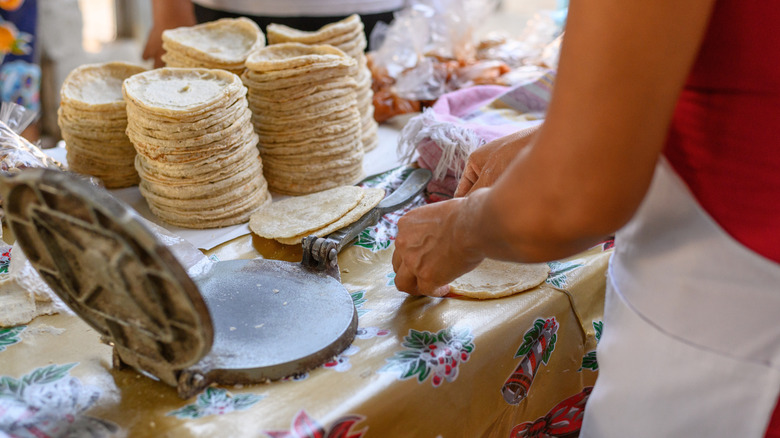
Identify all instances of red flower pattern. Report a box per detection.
[264,410,367,438]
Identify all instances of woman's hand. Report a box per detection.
[455,125,540,197]
[392,195,486,297]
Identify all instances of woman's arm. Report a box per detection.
[143,0,196,68]
[454,124,541,197]
[392,0,716,296]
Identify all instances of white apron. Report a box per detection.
[580,159,780,437]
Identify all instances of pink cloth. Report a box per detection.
[398,71,554,200]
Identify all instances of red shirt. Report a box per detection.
[664,0,780,264]
[663,2,780,435]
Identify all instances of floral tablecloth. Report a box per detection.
[0,166,611,437]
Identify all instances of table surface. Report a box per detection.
[0,122,608,438]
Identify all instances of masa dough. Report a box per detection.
[450,258,550,299]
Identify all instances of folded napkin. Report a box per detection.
[398,70,555,200]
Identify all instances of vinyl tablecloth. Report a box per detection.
[0,167,610,438]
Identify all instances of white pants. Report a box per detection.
[581,160,780,437]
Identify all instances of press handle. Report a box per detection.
[301,167,432,278]
[375,167,432,214]
[328,167,432,252]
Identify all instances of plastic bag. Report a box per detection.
[368,0,564,121]
[0,102,63,175]
[370,0,499,99]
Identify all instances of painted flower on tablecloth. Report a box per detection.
[351,290,370,317]
[502,317,559,405]
[0,19,32,59]
[323,345,360,372]
[355,327,390,340]
[355,166,430,252]
[580,320,603,372]
[0,363,119,437]
[167,387,264,419]
[355,198,427,252]
[263,409,367,438]
[381,327,474,387]
[0,246,11,274]
[0,324,24,352]
[510,387,593,438]
[545,261,584,289]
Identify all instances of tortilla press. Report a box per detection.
[0,167,430,398]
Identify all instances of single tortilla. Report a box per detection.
[162,17,264,65]
[449,259,550,299]
[249,185,364,239]
[276,187,385,245]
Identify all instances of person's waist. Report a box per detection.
[192,0,404,17]
[609,160,780,367]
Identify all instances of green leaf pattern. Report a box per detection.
[580,320,604,371]
[0,325,25,352]
[167,387,264,419]
[515,319,544,357]
[546,261,584,289]
[515,318,557,365]
[541,334,557,364]
[351,290,370,317]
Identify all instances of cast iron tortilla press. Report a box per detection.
[0,167,430,398]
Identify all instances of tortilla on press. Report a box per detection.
[275,187,385,245]
[249,185,365,239]
[449,259,551,299]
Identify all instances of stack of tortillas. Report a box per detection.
[243,43,364,195]
[267,14,378,152]
[123,67,270,229]
[57,62,146,188]
[162,17,265,75]
[449,259,551,299]
[250,185,385,245]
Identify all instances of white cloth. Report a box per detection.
[581,160,780,437]
[191,0,405,17]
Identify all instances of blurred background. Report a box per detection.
[36,0,557,144]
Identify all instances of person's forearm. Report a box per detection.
[456,0,716,264]
[151,0,194,25]
[145,0,196,66]
[461,185,606,264]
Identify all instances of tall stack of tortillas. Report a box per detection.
[58,62,146,188]
[161,17,265,75]
[243,43,364,196]
[267,15,379,152]
[123,67,270,229]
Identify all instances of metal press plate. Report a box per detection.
[0,169,214,379]
[192,258,357,381]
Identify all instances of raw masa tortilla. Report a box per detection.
[449,259,551,299]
